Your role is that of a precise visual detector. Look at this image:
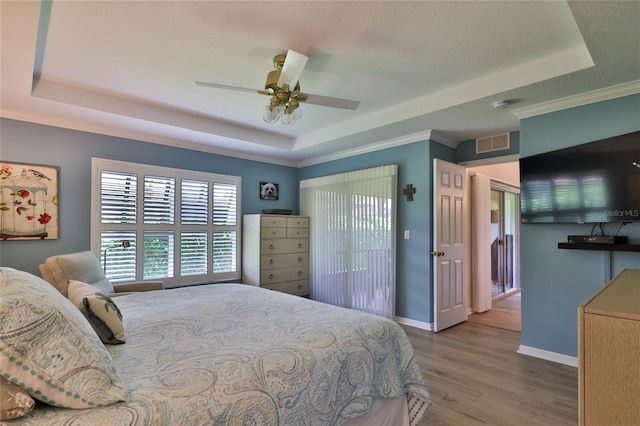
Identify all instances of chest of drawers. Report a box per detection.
[242,214,310,296]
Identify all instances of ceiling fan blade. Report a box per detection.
[196,80,360,111]
[298,93,360,111]
[277,50,308,90]
[195,81,261,94]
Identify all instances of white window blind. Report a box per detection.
[92,158,241,287]
[101,172,137,224]
[144,176,175,224]
[181,179,209,225]
[300,165,397,318]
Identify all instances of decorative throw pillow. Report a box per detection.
[0,267,127,409]
[0,376,35,420]
[68,280,125,344]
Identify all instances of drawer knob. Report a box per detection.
[269,274,274,280]
[297,284,302,289]
[298,243,302,249]
[297,270,302,276]
[298,257,302,263]
[269,259,274,264]
[269,244,274,250]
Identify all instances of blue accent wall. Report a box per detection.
[0,118,299,275]
[519,94,640,357]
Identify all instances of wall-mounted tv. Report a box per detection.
[519,131,640,224]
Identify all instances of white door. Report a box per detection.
[433,159,468,332]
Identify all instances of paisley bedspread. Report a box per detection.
[10,284,431,425]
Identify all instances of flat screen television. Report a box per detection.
[519,131,640,224]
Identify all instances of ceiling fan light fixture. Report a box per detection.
[281,98,302,125]
[263,95,283,123]
[196,48,360,125]
[281,112,297,125]
[263,104,281,123]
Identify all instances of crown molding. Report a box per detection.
[428,130,457,148]
[511,80,640,119]
[297,130,433,167]
[0,109,301,168]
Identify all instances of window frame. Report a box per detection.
[91,157,241,288]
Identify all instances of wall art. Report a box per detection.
[0,162,59,240]
[259,181,279,200]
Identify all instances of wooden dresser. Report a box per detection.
[578,268,640,426]
[242,214,310,296]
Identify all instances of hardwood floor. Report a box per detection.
[467,292,521,332]
[403,321,578,426]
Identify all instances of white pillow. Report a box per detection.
[68,280,125,344]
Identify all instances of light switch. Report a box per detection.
[404,230,410,239]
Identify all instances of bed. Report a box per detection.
[0,267,430,425]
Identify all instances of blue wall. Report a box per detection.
[519,94,640,357]
[0,118,299,275]
[299,140,454,321]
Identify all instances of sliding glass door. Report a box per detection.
[490,188,519,297]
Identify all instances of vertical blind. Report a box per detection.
[300,165,397,318]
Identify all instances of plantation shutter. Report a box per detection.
[92,158,241,287]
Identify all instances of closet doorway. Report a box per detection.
[490,187,519,297]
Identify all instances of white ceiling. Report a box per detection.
[1,1,639,166]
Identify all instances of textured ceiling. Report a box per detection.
[1,1,639,166]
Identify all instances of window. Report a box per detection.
[91,158,241,287]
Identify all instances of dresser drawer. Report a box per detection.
[287,227,309,238]
[261,216,287,227]
[261,227,286,238]
[261,238,309,254]
[261,266,309,284]
[287,217,309,228]
[261,253,308,270]
[263,280,310,296]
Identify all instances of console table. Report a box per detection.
[578,268,640,425]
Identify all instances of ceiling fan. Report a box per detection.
[196,49,360,125]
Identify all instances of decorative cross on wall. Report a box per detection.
[403,184,416,201]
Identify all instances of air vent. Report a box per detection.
[476,133,510,154]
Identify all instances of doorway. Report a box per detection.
[490,188,519,297]
[467,161,521,332]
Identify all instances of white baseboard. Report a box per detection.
[395,316,433,331]
[517,345,578,367]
